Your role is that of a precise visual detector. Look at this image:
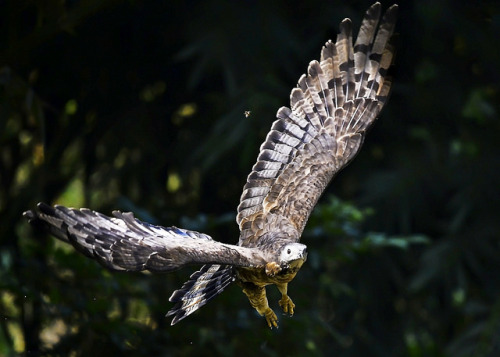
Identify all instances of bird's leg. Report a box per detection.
[276,283,295,316]
[239,282,278,329]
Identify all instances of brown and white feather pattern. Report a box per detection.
[167,264,234,324]
[237,2,397,245]
[169,2,397,324]
[24,203,268,272]
[24,3,398,327]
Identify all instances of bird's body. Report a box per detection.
[24,2,398,328]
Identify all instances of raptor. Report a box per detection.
[25,2,398,329]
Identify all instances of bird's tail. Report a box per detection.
[167,264,235,325]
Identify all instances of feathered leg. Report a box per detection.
[239,282,278,329]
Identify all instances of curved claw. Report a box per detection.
[264,308,278,329]
[278,295,295,316]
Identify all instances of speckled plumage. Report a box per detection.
[24,2,398,329]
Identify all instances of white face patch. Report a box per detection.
[279,243,307,264]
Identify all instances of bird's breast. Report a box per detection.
[235,262,302,287]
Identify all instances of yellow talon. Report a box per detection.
[279,295,295,316]
[264,308,278,329]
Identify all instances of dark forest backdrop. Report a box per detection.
[1,0,500,356]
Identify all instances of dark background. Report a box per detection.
[1,0,499,355]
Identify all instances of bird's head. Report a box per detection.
[279,242,307,268]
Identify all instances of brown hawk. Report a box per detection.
[24,2,398,328]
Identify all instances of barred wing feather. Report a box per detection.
[237,3,398,245]
[24,203,267,272]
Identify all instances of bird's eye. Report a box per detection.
[287,249,291,254]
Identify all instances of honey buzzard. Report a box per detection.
[24,2,398,328]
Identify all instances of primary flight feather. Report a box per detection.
[24,2,398,329]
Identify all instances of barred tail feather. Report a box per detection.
[167,264,235,325]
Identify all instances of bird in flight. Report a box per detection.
[24,2,398,329]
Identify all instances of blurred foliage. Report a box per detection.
[1,0,500,355]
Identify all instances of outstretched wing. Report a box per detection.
[237,3,398,245]
[24,203,267,272]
